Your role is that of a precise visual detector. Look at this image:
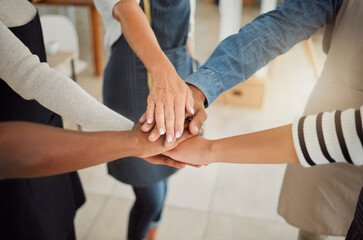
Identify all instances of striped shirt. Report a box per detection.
[292,105,363,167]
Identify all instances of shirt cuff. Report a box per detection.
[185,68,224,107]
[96,0,121,18]
[292,116,312,168]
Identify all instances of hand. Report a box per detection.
[144,155,203,169]
[187,84,207,135]
[131,123,201,160]
[141,65,195,146]
[144,155,186,169]
[140,84,207,145]
[164,136,213,166]
[131,124,203,168]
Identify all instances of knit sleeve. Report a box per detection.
[0,20,134,131]
[292,106,363,167]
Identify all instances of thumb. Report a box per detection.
[189,110,207,135]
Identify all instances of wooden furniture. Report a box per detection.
[47,51,76,69]
[35,0,104,76]
[216,71,267,108]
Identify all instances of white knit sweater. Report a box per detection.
[0,0,133,131]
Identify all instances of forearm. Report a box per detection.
[186,0,342,105]
[209,125,299,164]
[112,0,174,75]
[208,105,363,166]
[0,21,133,132]
[0,122,138,179]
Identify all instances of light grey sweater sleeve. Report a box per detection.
[292,106,363,167]
[0,20,134,131]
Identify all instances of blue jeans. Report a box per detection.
[128,179,168,240]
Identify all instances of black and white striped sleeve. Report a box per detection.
[292,105,363,167]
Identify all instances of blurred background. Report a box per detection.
[35,0,343,239]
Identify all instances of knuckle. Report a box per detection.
[155,108,164,114]
[147,96,155,103]
[175,112,185,119]
[165,115,174,121]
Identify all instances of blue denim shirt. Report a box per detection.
[185,0,343,106]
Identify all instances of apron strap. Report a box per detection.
[143,0,153,90]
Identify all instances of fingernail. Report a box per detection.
[167,135,172,143]
[147,118,152,124]
[191,107,195,115]
[159,128,165,135]
[176,131,181,139]
[194,126,199,133]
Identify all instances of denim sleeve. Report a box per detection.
[186,0,342,106]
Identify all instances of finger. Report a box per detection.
[146,100,155,124]
[141,120,155,133]
[162,152,202,168]
[148,126,161,142]
[155,101,166,136]
[185,88,195,115]
[189,109,207,135]
[164,99,175,146]
[174,96,185,139]
[186,163,203,168]
[144,155,186,169]
[139,113,146,123]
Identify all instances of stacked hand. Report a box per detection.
[136,83,209,168]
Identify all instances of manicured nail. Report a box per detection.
[176,131,181,139]
[147,118,152,124]
[190,107,195,115]
[167,135,172,143]
[194,126,199,133]
[159,128,165,135]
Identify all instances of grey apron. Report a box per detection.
[278,0,363,236]
[103,0,193,187]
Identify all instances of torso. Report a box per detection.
[278,0,363,235]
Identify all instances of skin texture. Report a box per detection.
[140,84,208,144]
[165,125,300,166]
[0,122,200,180]
[112,0,194,146]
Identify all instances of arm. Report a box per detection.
[0,20,133,132]
[166,106,363,167]
[95,0,194,145]
[185,0,343,105]
[0,122,195,179]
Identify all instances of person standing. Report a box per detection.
[0,1,84,239]
[180,0,362,239]
[94,0,195,239]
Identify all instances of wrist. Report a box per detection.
[148,57,175,79]
[189,84,206,103]
[204,139,217,164]
[122,130,142,157]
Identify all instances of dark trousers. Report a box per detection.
[128,179,168,240]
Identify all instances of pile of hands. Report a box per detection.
[130,77,212,168]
